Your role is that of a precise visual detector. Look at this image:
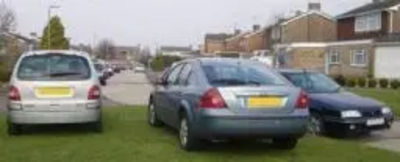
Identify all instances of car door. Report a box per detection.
[157,64,184,126]
[169,63,194,127]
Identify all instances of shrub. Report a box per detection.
[357,78,367,88]
[333,75,346,86]
[346,78,357,87]
[368,78,377,88]
[0,69,11,83]
[379,78,389,88]
[391,80,400,89]
[150,55,182,72]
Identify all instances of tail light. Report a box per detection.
[88,85,101,100]
[199,88,226,109]
[8,86,21,101]
[296,90,309,109]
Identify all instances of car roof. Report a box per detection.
[21,50,90,57]
[193,57,261,65]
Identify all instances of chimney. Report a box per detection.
[308,2,321,11]
[252,25,261,31]
[295,10,303,16]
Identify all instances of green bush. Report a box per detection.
[150,55,182,72]
[346,78,357,87]
[368,78,377,88]
[0,69,11,83]
[333,75,346,86]
[391,80,400,89]
[379,78,389,88]
[357,78,367,88]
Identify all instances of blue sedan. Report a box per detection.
[148,58,309,151]
[279,70,394,137]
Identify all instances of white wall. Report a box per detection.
[375,46,400,79]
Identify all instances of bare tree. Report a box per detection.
[0,2,16,32]
[95,39,116,60]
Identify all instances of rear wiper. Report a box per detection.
[49,72,82,77]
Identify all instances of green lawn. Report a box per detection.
[351,88,400,116]
[0,107,399,162]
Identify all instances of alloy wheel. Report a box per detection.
[179,119,189,147]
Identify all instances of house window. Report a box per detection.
[355,13,382,32]
[351,49,367,67]
[328,50,340,64]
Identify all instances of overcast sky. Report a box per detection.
[5,0,371,48]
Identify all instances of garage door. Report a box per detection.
[375,46,400,79]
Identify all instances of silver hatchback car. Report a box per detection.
[7,50,102,135]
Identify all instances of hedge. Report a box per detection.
[368,79,378,88]
[346,78,357,87]
[391,80,400,89]
[333,75,346,86]
[379,78,389,88]
[150,55,182,72]
[357,78,367,88]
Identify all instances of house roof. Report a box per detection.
[337,0,400,19]
[205,33,232,41]
[160,46,192,52]
[225,32,250,42]
[280,11,334,26]
[375,33,400,42]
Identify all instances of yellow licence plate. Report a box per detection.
[36,87,72,97]
[247,96,283,108]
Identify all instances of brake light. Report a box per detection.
[88,86,101,100]
[199,88,226,109]
[296,90,308,109]
[8,86,21,101]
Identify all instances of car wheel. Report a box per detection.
[179,115,202,151]
[148,102,163,127]
[308,113,325,136]
[272,138,298,150]
[7,121,22,136]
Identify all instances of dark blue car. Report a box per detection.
[279,70,394,136]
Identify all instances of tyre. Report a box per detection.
[308,113,325,136]
[7,121,22,136]
[148,102,163,127]
[100,79,107,86]
[179,115,202,151]
[272,138,298,150]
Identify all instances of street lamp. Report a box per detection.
[47,5,60,49]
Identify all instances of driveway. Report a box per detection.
[102,70,153,105]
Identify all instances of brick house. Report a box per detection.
[225,31,249,52]
[273,2,337,70]
[242,25,269,53]
[327,0,400,78]
[203,33,231,54]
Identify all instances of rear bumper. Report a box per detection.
[192,115,308,139]
[7,109,101,124]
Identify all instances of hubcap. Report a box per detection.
[308,116,322,135]
[180,119,188,146]
[149,104,156,124]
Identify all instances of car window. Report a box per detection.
[282,72,341,93]
[166,64,184,85]
[202,61,286,86]
[94,64,103,71]
[177,63,192,86]
[17,54,91,81]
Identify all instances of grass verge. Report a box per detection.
[351,88,400,116]
[0,106,399,162]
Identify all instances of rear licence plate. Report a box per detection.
[36,87,73,97]
[247,96,284,108]
[367,118,385,126]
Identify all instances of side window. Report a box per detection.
[167,64,183,85]
[177,64,192,86]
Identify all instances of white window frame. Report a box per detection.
[328,50,340,64]
[351,49,368,67]
[355,13,382,32]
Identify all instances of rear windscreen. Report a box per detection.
[202,62,287,86]
[17,54,91,81]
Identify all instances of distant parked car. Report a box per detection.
[148,58,309,151]
[94,63,107,86]
[7,50,103,135]
[279,70,394,137]
[134,66,145,72]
